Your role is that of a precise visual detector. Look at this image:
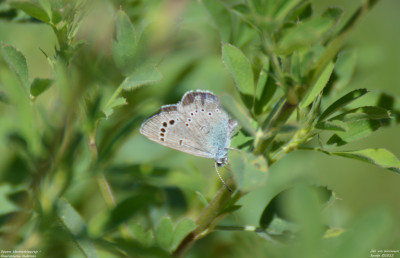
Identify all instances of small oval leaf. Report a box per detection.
[222,43,255,106]
[30,78,53,97]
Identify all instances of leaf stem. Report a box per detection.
[105,83,125,110]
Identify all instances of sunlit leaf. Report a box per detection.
[9,1,50,23]
[222,43,255,108]
[329,148,400,173]
[300,61,334,108]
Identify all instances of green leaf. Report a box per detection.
[9,1,50,23]
[199,0,231,42]
[58,199,98,258]
[2,44,30,95]
[156,217,173,251]
[222,43,255,108]
[113,9,137,76]
[329,106,391,122]
[121,63,162,90]
[315,120,348,132]
[229,151,268,192]
[318,88,368,122]
[171,219,196,251]
[322,148,400,173]
[277,17,334,55]
[103,97,127,118]
[334,50,357,90]
[326,119,382,146]
[30,78,52,97]
[300,61,335,108]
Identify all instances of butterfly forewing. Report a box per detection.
[140,104,213,158]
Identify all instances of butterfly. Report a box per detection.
[140,90,238,191]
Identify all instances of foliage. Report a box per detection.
[0,0,399,257]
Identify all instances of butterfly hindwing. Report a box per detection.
[177,91,236,160]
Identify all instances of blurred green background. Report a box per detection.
[0,0,399,257]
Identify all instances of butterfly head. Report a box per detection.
[215,149,228,167]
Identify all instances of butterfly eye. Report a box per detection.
[169,120,175,125]
[162,122,167,127]
[161,128,166,132]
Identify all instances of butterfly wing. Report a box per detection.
[177,90,238,161]
[140,104,214,159]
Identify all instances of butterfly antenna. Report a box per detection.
[214,163,233,193]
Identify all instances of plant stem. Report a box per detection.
[173,179,238,257]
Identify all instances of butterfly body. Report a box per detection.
[140,90,237,166]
